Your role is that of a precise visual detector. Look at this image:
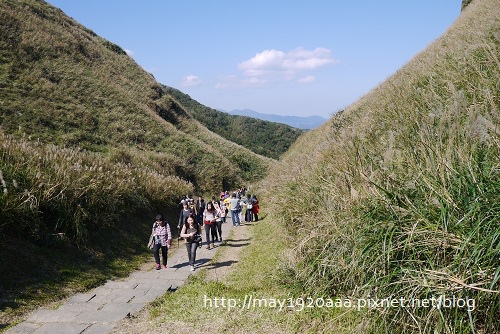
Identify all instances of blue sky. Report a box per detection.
[45,1,461,118]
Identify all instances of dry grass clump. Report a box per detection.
[0,132,196,325]
[260,0,499,332]
[0,133,192,244]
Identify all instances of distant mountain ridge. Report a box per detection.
[226,109,327,130]
[162,86,304,159]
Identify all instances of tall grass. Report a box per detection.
[0,132,192,244]
[0,0,268,326]
[0,132,196,326]
[260,0,500,332]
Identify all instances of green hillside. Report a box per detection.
[258,0,499,332]
[102,1,498,333]
[0,0,275,242]
[0,0,272,192]
[0,0,275,325]
[1,0,498,332]
[163,86,304,159]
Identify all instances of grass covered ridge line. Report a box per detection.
[259,0,500,332]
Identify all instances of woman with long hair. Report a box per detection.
[151,214,172,270]
[213,200,223,242]
[203,201,219,249]
[180,216,202,271]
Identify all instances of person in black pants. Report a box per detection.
[151,214,172,270]
[180,216,201,271]
[195,196,205,226]
[213,200,223,241]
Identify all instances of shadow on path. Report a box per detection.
[5,218,235,334]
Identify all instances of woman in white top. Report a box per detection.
[213,200,224,242]
[202,201,219,249]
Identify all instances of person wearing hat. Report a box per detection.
[152,214,172,270]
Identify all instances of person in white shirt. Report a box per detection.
[202,202,219,249]
[229,193,241,227]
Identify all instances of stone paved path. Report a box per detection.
[6,221,235,334]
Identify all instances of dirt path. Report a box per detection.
[203,221,250,282]
[110,220,252,333]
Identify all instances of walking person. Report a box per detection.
[177,201,195,232]
[195,196,205,226]
[219,199,227,224]
[152,214,172,270]
[238,194,245,224]
[203,201,218,249]
[213,200,223,242]
[180,216,202,271]
[229,193,241,227]
[245,194,254,223]
[223,194,231,218]
[252,195,260,221]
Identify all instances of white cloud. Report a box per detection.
[238,47,337,79]
[215,75,267,89]
[214,47,336,89]
[298,75,316,83]
[181,74,202,87]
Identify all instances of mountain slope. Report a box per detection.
[163,86,304,159]
[0,0,270,193]
[228,108,327,130]
[0,0,275,324]
[259,0,499,332]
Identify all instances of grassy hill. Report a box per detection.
[1,0,498,332]
[255,0,499,332]
[0,0,273,191]
[0,0,276,325]
[163,86,305,159]
[0,0,276,241]
[97,1,498,333]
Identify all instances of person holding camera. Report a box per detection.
[180,216,202,271]
[152,214,172,270]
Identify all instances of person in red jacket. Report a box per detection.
[251,195,260,222]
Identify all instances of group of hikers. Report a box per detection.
[149,189,260,271]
